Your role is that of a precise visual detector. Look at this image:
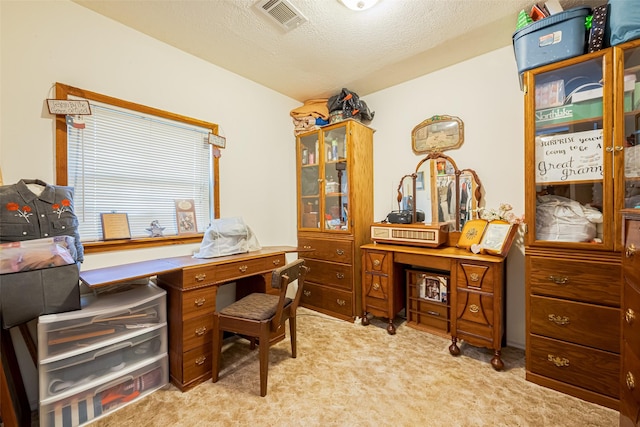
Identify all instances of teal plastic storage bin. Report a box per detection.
[607,0,640,46]
[513,7,590,74]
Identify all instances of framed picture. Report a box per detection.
[480,220,517,257]
[100,213,131,240]
[175,199,197,234]
[417,273,448,303]
[457,218,488,249]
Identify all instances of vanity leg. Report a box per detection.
[491,350,504,371]
[386,319,396,335]
[449,337,460,356]
[361,311,370,326]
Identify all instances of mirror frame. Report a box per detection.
[411,115,464,154]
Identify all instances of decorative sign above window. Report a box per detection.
[208,133,226,148]
[46,99,92,115]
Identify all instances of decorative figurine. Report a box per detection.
[146,220,165,237]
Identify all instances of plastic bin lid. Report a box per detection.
[512,7,591,40]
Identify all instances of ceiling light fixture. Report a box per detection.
[338,0,379,11]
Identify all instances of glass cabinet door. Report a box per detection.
[322,126,349,232]
[299,132,321,230]
[526,52,614,248]
[620,43,640,214]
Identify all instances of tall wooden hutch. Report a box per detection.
[296,119,374,321]
[523,39,640,410]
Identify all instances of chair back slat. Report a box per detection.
[270,259,307,330]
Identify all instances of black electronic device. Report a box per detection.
[386,210,425,224]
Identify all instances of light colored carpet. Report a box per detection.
[88,308,617,427]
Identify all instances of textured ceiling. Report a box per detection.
[73,0,603,102]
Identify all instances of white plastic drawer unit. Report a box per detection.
[38,284,167,361]
[40,325,167,401]
[40,355,168,427]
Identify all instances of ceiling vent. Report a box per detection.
[255,0,308,32]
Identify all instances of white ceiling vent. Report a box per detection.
[255,0,308,32]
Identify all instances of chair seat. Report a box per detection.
[220,293,292,321]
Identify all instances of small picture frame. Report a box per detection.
[100,213,131,240]
[175,199,197,234]
[457,218,488,249]
[480,220,517,257]
[418,273,448,303]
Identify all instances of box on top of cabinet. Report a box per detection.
[38,283,166,362]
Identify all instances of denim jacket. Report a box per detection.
[0,179,84,262]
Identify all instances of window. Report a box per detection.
[55,83,220,253]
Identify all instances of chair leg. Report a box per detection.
[289,317,297,358]
[212,320,223,383]
[259,331,269,397]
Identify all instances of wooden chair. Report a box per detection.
[211,259,308,396]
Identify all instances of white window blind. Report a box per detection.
[67,100,214,242]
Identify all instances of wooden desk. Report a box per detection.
[80,246,296,391]
[360,243,507,370]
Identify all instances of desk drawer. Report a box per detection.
[301,282,352,317]
[181,287,217,319]
[305,259,353,291]
[528,257,620,306]
[182,314,214,352]
[621,342,640,423]
[179,255,284,288]
[624,282,640,357]
[529,334,619,398]
[181,344,212,385]
[363,250,391,274]
[530,295,619,353]
[299,237,353,264]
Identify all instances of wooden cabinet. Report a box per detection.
[522,40,640,409]
[297,120,374,320]
[621,209,640,426]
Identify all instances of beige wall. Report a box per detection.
[1,1,526,348]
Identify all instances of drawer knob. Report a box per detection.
[626,371,635,391]
[195,327,207,336]
[303,245,312,249]
[372,282,380,291]
[548,314,570,326]
[336,249,344,256]
[195,273,206,282]
[273,259,281,266]
[194,297,206,307]
[336,272,345,279]
[373,259,381,267]
[548,275,568,285]
[303,290,311,297]
[469,304,479,313]
[626,243,636,258]
[469,273,480,282]
[547,354,570,368]
[626,308,636,325]
[239,265,248,273]
[195,356,207,366]
[336,299,346,306]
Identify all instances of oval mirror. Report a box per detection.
[412,115,464,155]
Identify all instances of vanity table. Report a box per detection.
[361,242,507,370]
[360,115,510,370]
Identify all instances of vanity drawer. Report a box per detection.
[455,289,494,339]
[363,273,391,311]
[529,334,619,399]
[299,237,353,264]
[181,344,212,386]
[456,262,494,292]
[182,314,214,352]
[363,250,391,274]
[530,295,619,353]
[305,258,353,291]
[528,256,620,306]
[624,281,640,357]
[301,281,352,317]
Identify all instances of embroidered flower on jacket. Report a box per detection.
[52,199,71,218]
[6,202,33,223]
